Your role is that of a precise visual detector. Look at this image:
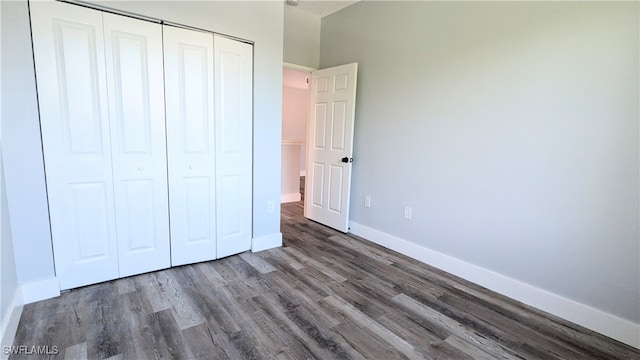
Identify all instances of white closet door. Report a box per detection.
[103,14,170,277]
[214,36,253,258]
[163,26,217,266]
[31,2,118,289]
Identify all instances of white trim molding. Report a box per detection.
[1,289,23,360]
[283,62,316,72]
[349,221,640,349]
[20,277,60,304]
[252,232,283,252]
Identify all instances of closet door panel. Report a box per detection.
[164,26,217,266]
[214,36,253,258]
[30,1,118,289]
[104,13,170,277]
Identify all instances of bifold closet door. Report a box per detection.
[163,26,218,266]
[31,2,119,289]
[214,35,253,258]
[103,14,170,277]
[32,1,170,289]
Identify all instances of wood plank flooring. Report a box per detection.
[10,200,640,359]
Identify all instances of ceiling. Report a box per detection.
[290,0,361,18]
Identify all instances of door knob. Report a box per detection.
[341,157,353,163]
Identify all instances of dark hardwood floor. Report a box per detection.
[10,187,640,359]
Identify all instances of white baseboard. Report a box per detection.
[252,232,282,252]
[1,288,23,360]
[281,193,301,203]
[349,221,640,349]
[21,277,60,304]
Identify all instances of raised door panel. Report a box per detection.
[310,162,325,208]
[164,26,217,266]
[30,1,118,289]
[214,36,253,258]
[104,13,170,277]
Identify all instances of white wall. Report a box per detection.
[284,6,320,68]
[321,0,639,330]
[1,155,22,353]
[1,0,55,286]
[282,86,309,141]
[1,2,23,349]
[283,69,310,142]
[281,143,302,203]
[2,0,284,293]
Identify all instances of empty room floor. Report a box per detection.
[9,201,640,359]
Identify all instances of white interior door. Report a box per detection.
[31,1,119,289]
[104,13,170,277]
[214,35,253,258]
[163,26,217,266]
[304,63,358,233]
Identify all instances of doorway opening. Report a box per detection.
[281,62,358,233]
[281,66,312,206]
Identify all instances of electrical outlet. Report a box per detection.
[267,201,275,213]
[403,206,412,220]
[364,195,371,208]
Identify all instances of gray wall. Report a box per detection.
[2,0,284,286]
[284,6,320,68]
[321,1,640,323]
